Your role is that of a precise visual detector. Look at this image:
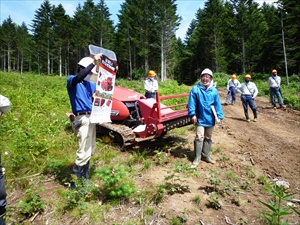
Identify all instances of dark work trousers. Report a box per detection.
[241,95,257,116]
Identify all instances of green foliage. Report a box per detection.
[173,160,198,177]
[154,150,170,166]
[193,195,202,207]
[94,165,135,199]
[243,165,256,179]
[209,172,222,192]
[131,68,145,80]
[153,171,190,205]
[225,170,239,182]
[259,181,300,225]
[0,73,73,178]
[17,187,45,217]
[207,192,222,210]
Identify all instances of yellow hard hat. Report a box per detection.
[245,74,251,79]
[148,70,156,77]
[231,74,236,80]
[272,69,277,73]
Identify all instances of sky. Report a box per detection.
[0,0,277,40]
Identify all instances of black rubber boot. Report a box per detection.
[253,110,257,122]
[245,112,250,122]
[70,164,84,189]
[83,161,90,180]
[201,139,215,164]
[191,141,202,168]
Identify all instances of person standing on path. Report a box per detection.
[66,54,102,186]
[237,74,258,122]
[188,68,224,168]
[268,69,285,109]
[144,70,159,99]
[225,74,241,105]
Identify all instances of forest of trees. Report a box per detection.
[0,0,299,85]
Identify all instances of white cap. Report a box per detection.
[78,57,93,68]
[201,68,213,78]
[0,95,11,115]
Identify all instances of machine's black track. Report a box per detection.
[100,123,136,147]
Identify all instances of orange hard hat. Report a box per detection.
[245,74,251,79]
[231,74,236,80]
[272,69,277,73]
[148,70,156,77]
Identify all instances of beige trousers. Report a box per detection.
[195,126,214,142]
[74,114,96,166]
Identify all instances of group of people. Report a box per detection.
[188,68,286,168]
[224,69,285,122]
[67,54,287,175]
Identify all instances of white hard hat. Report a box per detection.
[0,95,11,115]
[201,68,213,78]
[78,57,93,68]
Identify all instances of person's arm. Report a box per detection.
[188,88,198,124]
[236,82,242,93]
[144,79,149,92]
[252,83,258,98]
[71,54,102,86]
[268,77,272,87]
[71,64,95,86]
[214,92,224,121]
[226,80,230,91]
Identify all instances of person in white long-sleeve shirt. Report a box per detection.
[144,70,159,99]
[237,74,258,122]
[225,74,241,105]
[268,69,285,109]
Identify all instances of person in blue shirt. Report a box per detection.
[188,68,224,168]
[66,54,102,186]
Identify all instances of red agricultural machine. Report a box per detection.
[68,45,192,147]
[68,86,191,147]
[99,86,191,146]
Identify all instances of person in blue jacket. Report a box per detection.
[66,54,102,187]
[188,68,224,168]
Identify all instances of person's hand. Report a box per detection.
[93,54,102,65]
[191,116,197,125]
[252,97,255,100]
[217,119,223,125]
[94,53,102,61]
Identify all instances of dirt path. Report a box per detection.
[218,88,300,189]
[153,88,300,225]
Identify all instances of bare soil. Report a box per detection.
[6,89,300,225]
